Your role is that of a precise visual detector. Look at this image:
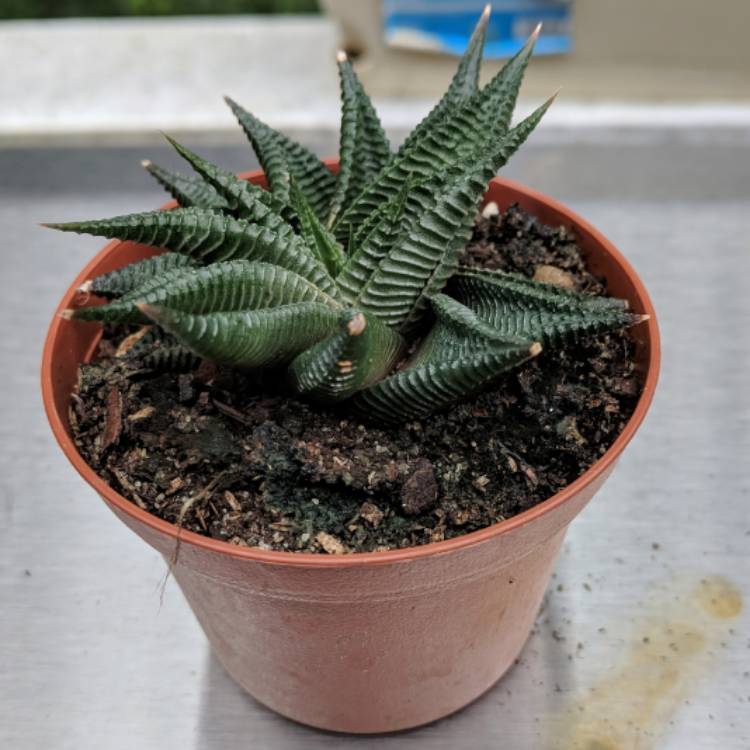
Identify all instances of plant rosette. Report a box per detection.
[42,7,659,734]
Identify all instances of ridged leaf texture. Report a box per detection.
[163,135,293,224]
[140,302,341,370]
[351,344,539,423]
[225,96,336,219]
[47,207,339,299]
[327,53,391,227]
[350,290,539,422]
[418,292,529,361]
[396,4,489,155]
[449,269,643,346]
[85,252,197,299]
[288,310,404,402]
[336,180,411,299]
[141,344,202,373]
[51,8,646,423]
[334,99,554,330]
[119,327,202,373]
[70,260,339,323]
[289,178,346,277]
[142,160,228,210]
[333,27,542,241]
[340,164,493,330]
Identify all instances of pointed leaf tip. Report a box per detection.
[531,21,543,40]
[77,280,93,294]
[59,309,74,320]
[140,159,152,168]
[136,302,176,328]
[347,312,367,336]
[336,50,348,63]
[529,341,543,357]
[42,221,78,231]
[161,132,179,147]
[134,301,158,319]
[481,3,491,21]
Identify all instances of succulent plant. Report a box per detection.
[48,7,645,424]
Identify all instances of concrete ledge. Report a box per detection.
[0,16,340,140]
[2,17,750,146]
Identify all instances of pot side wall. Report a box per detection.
[108,456,610,732]
[42,172,657,733]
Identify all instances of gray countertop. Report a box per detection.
[2,127,749,749]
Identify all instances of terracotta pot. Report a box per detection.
[42,167,660,734]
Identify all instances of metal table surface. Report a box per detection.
[2,127,749,749]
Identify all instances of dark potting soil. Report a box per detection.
[69,205,642,554]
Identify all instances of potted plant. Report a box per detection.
[41,8,659,734]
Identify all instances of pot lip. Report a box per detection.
[41,171,660,569]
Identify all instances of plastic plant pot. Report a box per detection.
[42,166,660,734]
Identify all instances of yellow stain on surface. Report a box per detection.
[695,575,743,620]
[556,575,742,750]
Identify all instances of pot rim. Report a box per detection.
[41,171,660,569]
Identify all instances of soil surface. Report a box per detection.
[69,205,642,553]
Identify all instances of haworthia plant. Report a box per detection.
[141,160,228,210]
[118,326,202,373]
[49,7,646,424]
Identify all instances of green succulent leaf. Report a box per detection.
[142,160,228,210]
[289,177,346,277]
[84,252,197,299]
[335,179,411,303]
[327,52,391,227]
[482,92,556,169]
[46,207,339,298]
[68,260,340,324]
[287,309,404,402]
[350,287,543,423]
[458,267,629,312]
[348,292,533,421]
[418,292,528,362]
[49,8,639,428]
[117,326,202,372]
[344,178,411,266]
[225,96,336,218]
[139,302,341,370]
[345,223,356,256]
[449,268,644,346]
[335,99,554,333]
[334,29,542,240]
[163,135,293,225]
[397,4,489,155]
[351,342,539,424]
[142,344,202,372]
[476,25,542,136]
[340,164,493,330]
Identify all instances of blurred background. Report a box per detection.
[2,2,749,749]
[1,0,748,144]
